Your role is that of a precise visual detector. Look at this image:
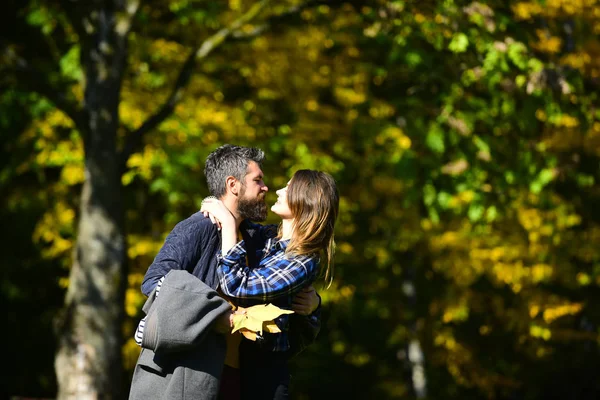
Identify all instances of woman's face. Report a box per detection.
[271,181,293,219]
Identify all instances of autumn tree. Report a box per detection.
[4,0,600,399]
[1,0,352,397]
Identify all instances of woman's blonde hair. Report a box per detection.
[281,169,339,288]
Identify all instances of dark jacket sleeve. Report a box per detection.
[285,301,322,359]
[141,213,214,296]
[141,270,232,354]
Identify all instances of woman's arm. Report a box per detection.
[199,198,237,254]
[217,242,318,302]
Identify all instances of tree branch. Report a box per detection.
[230,0,327,41]
[118,0,279,172]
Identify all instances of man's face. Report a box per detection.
[237,161,269,221]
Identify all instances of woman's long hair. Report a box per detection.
[282,169,339,288]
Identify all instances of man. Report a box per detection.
[137,144,321,399]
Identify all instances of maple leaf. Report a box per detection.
[231,303,294,337]
[263,322,281,333]
[239,328,257,341]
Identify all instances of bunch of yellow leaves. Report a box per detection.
[231,304,294,341]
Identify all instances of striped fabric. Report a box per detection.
[134,276,165,346]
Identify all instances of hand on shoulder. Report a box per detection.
[200,197,235,230]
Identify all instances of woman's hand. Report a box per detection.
[200,198,235,230]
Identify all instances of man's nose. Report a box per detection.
[262,184,269,192]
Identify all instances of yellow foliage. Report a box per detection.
[58,277,69,289]
[512,2,543,20]
[557,115,579,128]
[531,264,554,282]
[576,272,591,286]
[529,324,552,340]
[61,164,85,186]
[372,176,403,195]
[120,101,146,128]
[375,126,411,163]
[150,38,187,62]
[46,109,74,129]
[533,30,563,53]
[368,101,395,119]
[515,0,600,19]
[319,282,356,304]
[334,87,366,107]
[122,338,142,372]
[124,145,167,184]
[442,301,470,323]
[542,302,583,323]
[127,235,164,259]
[414,13,426,24]
[561,51,592,71]
[337,242,354,255]
[448,190,475,208]
[125,288,144,317]
[345,351,371,367]
[518,208,543,230]
[33,201,76,261]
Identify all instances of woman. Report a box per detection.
[201,169,339,399]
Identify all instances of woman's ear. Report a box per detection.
[225,176,240,196]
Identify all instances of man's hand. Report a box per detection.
[291,286,320,316]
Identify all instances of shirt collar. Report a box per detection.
[266,237,289,252]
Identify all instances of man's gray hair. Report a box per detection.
[204,144,265,197]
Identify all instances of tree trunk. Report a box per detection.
[55,2,129,399]
[402,252,428,399]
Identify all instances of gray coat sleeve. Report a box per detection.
[141,270,232,354]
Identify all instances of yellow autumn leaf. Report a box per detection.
[231,303,293,336]
[239,328,257,341]
[263,322,281,334]
[246,303,294,320]
[231,313,264,335]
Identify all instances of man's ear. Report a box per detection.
[225,176,240,196]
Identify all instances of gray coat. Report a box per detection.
[129,270,232,400]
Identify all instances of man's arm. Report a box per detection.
[291,286,321,316]
[285,286,322,358]
[141,213,212,296]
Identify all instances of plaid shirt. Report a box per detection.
[217,237,319,351]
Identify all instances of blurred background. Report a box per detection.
[3,0,600,399]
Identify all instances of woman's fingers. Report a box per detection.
[208,213,221,230]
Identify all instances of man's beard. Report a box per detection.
[238,193,268,222]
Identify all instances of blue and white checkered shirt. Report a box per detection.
[217,237,319,351]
